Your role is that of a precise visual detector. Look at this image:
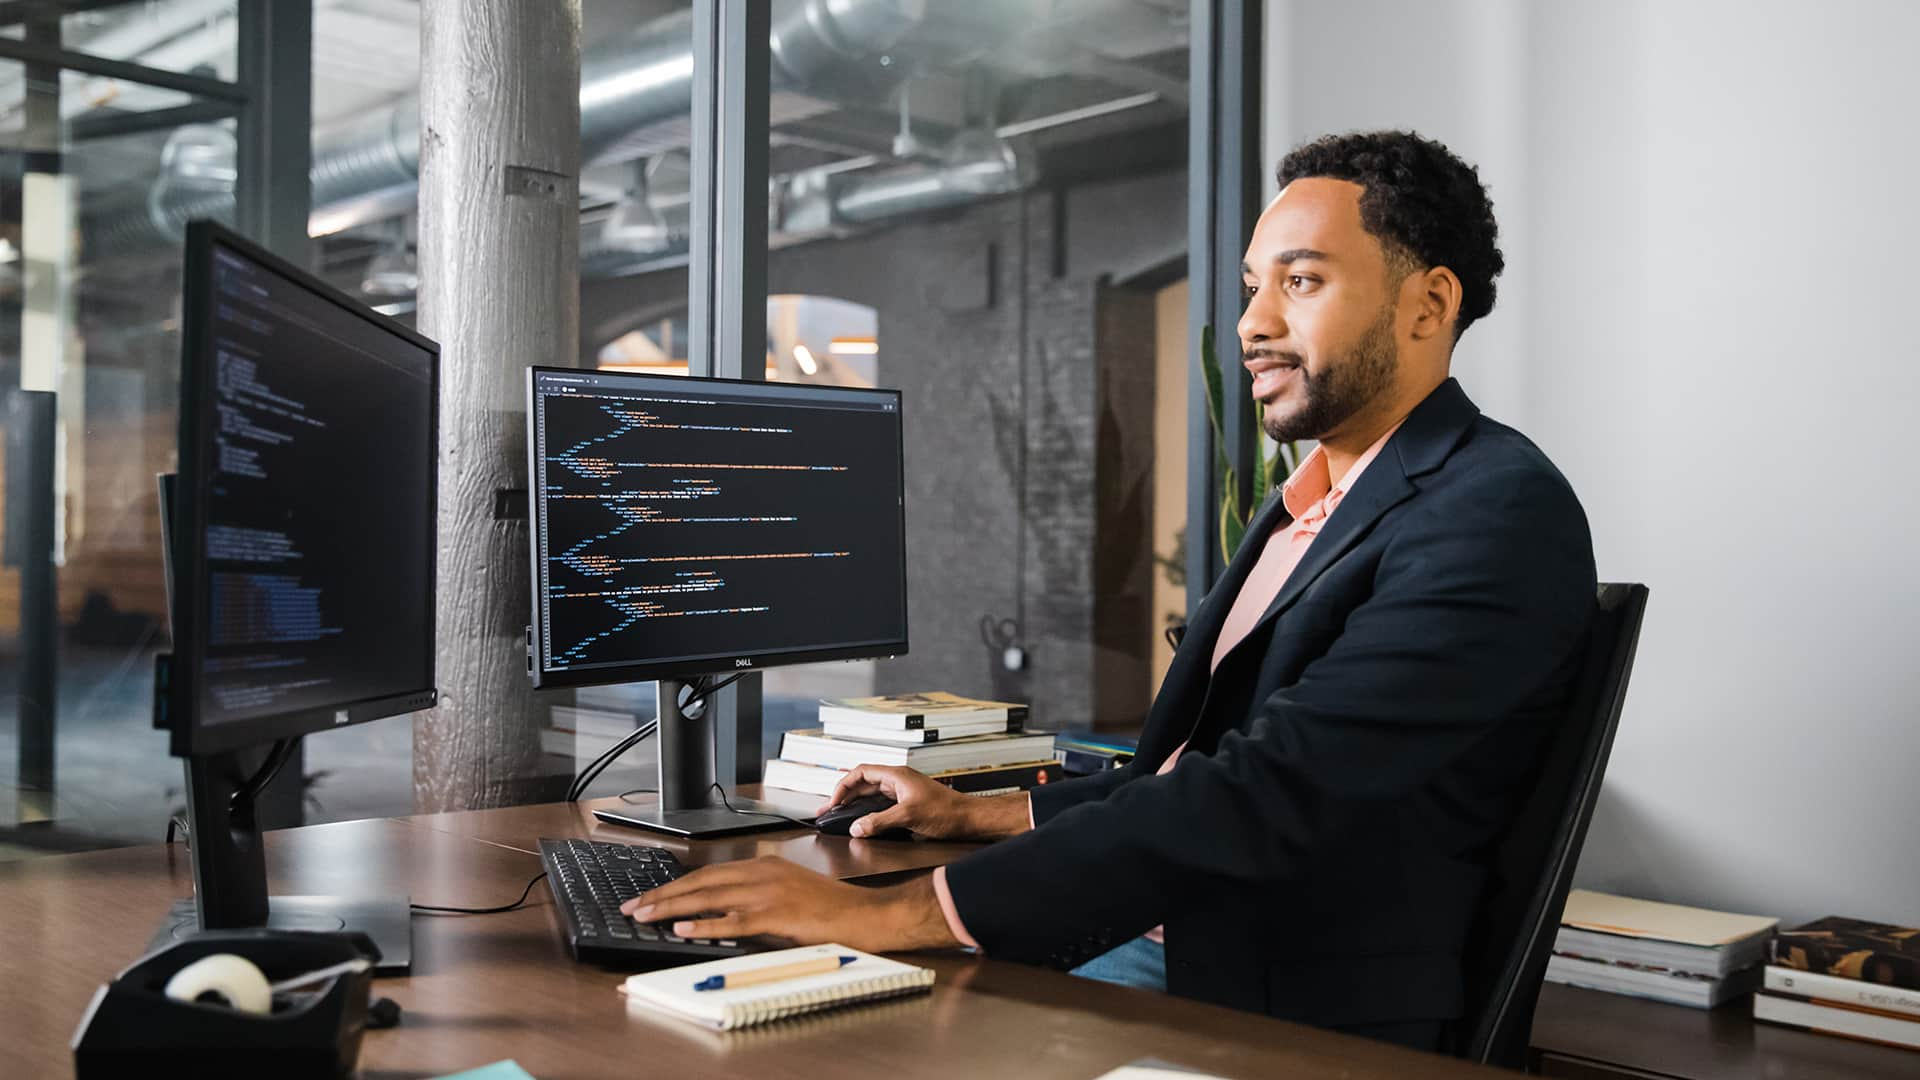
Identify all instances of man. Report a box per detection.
[623,131,1597,1052]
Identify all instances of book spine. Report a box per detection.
[1753,991,1920,1050]
[1764,966,1920,1019]
[821,721,937,744]
[818,706,926,729]
[823,710,1015,735]
[1773,940,1920,992]
[761,761,842,797]
[1053,730,1139,754]
[778,733,909,771]
[936,762,1057,793]
[1057,747,1127,775]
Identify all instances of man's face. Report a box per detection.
[1237,178,1406,444]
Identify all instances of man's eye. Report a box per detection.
[1240,283,1257,300]
[1287,275,1314,291]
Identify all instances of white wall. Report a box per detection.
[1266,0,1920,926]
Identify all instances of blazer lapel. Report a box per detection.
[1188,488,1293,649]
[1218,378,1482,666]
[1142,486,1293,762]
[1241,460,1413,639]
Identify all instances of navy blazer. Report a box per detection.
[942,378,1597,1032]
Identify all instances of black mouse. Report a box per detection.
[814,793,910,839]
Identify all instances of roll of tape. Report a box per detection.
[163,953,273,1015]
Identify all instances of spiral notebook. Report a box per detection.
[618,944,934,1031]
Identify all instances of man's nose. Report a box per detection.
[1237,287,1284,354]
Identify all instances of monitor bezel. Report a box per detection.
[523,364,910,690]
[169,219,441,757]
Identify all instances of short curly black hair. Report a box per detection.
[1277,130,1504,340]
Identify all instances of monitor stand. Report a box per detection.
[155,896,412,973]
[590,677,797,839]
[148,738,411,973]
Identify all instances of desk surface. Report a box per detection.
[4,793,1510,1080]
[1531,982,1920,1080]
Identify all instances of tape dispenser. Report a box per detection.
[72,929,381,1079]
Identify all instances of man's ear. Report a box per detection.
[1407,266,1463,342]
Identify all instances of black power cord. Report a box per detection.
[410,871,548,915]
[708,781,815,829]
[165,738,301,844]
[233,737,299,811]
[567,720,659,803]
[565,673,749,802]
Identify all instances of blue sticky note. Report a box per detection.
[429,1062,536,1080]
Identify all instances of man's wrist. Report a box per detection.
[962,791,1032,840]
[875,875,963,950]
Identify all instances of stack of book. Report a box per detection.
[1756,916,1920,1051]
[542,702,647,763]
[1545,890,1778,1008]
[1053,730,1137,775]
[763,692,1060,799]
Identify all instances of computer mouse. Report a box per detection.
[814,793,910,839]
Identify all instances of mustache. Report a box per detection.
[1243,348,1304,367]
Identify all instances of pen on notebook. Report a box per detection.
[693,954,856,992]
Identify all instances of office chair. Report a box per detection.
[1454,583,1650,1070]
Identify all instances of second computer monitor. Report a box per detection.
[525,368,907,689]
[170,220,439,756]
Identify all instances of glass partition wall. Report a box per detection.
[5,0,1233,831]
[581,0,1195,773]
[0,1,249,852]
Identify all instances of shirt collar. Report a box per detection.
[1280,420,1404,520]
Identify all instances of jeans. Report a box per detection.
[1069,934,1167,992]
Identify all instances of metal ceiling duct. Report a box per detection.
[582,126,1030,276]
[826,127,1031,224]
[89,0,935,251]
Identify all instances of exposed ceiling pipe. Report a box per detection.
[581,125,1030,277]
[86,0,938,252]
[581,85,1168,275]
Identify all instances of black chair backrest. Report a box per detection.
[1456,582,1650,1068]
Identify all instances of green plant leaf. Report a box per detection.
[1219,489,1246,564]
[1200,325,1230,480]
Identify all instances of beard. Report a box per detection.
[1258,302,1400,444]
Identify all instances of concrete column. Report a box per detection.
[414,0,581,811]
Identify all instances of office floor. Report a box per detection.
[0,647,823,858]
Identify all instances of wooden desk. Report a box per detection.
[1529,983,1920,1079]
[399,787,985,882]
[2,793,1513,1079]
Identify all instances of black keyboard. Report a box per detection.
[539,837,760,967]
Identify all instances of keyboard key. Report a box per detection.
[539,838,753,964]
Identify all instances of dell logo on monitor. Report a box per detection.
[734,658,753,668]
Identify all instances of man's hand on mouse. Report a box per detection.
[816,764,1032,841]
[618,856,960,952]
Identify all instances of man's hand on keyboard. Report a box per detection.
[621,855,960,953]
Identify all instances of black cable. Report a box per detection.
[618,787,658,802]
[231,737,298,812]
[708,781,814,829]
[411,871,548,915]
[690,671,746,704]
[565,673,749,802]
[567,720,658,802]
[568,723,650,801]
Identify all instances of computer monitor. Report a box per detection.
[524,367,907,836]
[157,220,439,968]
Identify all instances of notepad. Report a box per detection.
[618,944,934,1030]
